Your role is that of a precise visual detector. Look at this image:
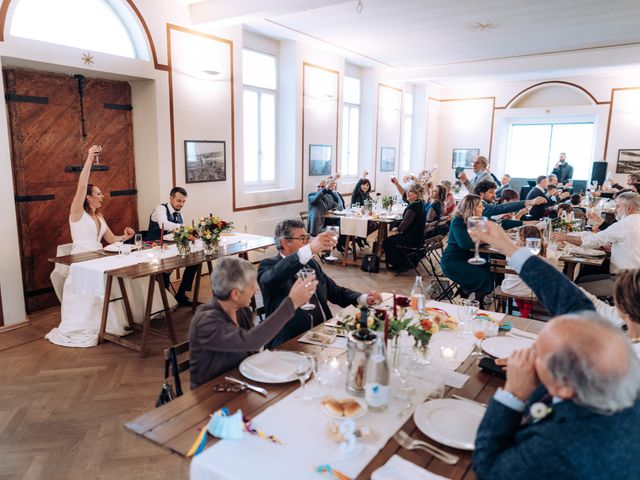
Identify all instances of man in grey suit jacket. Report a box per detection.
[459,155,499,192]
[307,180,338,236]
[468,222,640,480]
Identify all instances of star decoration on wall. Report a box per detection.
[471,21,497,31]
[81,52,95,66]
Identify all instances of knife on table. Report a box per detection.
[225,376,268,396]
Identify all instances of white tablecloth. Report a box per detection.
[190,299,484,480]
[339,216,369,238]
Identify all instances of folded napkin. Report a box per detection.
[371,455,451,480]
[563,245,606,257]
[509,327,539,340]
[242,351,299,382]
[340,216,369,238]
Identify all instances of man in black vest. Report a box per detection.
[147,187,198,306]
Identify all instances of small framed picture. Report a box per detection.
[452,148,480,169]
[380,146,396,172]
[616,149,640,174]
[309,144,333,176]
[184,140,226,184]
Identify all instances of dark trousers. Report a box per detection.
[162,265,198,296]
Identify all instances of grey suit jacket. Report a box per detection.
[307,189,337,236]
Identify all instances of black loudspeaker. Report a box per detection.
[591,161,607,186]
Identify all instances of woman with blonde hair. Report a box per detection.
[383,181,426,271]
[440,195,492,303]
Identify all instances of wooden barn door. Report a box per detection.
[4,69,138,313]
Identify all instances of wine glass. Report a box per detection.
[94,145,101,164]
[526,238,541,255]
[324,226,339,261]
[296,268,316,311]
[134,234,143,250]
[471,316,488,356]
[294,352,316,400]
[467,216,488,265]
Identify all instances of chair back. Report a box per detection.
[50,243,73,302]
[299,211,309,223]
[489,257,517,276]
[164,340,190,396]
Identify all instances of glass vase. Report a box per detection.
[411,343,431,365]
[203,238,219,256]
[176,242,191,257]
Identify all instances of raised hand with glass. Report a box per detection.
[323,226,340,261]
[467,216,488,265]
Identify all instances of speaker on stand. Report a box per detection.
[590,161,608,187]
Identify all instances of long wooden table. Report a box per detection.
[125,314,544,479]
[49,236,275,356]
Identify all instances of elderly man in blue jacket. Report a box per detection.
[469,221,640,480]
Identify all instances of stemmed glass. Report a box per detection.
[394,352,416,418]
[471,316,489,356]
[456,299,478,337]
[296,268,316,312]
[467,216,488,265]
[294,352,316,400]
[324,226,340,261]
[526,238,541,255]
[134,234,143,250]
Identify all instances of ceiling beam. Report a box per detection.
[190,0,353,27]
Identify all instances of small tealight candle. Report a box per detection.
[440,345,458,362]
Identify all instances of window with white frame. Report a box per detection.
[10,0,148,59]
[401,93,413,172]
[243,49,277,185]
[340,76,360,177]
[506,122,595,180]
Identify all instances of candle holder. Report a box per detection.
[440,345,458,362]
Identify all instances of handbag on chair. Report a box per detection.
[360,254,380,273]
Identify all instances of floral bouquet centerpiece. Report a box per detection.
[199,215,234,256]
[338,308,386,333]
[551,217,575,232]
[381,195,393,210]
[173,225,199,256]
[407,315,440,364]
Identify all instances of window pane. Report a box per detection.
[259,92,276,182]
[507,125,552,178]
[341,106,350,177]
[344,76,360,105]
[402,116,412,172]
[404,93,413,115]
[347,106,359,176]
[243,49,276,90]
[11,0,137,58]
[549,123,595,180]
[243,90,259,183]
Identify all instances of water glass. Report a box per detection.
[134,234,143,249]
[526,238,541,255]
[115,241,123,254]
[121,244,132,256]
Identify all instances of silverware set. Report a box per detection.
[392,430,460,465]
[223,376,268,396]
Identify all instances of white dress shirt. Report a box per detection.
[579,213,640,273]
[150,203,183,230]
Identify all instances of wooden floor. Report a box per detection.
[0,263,420,480]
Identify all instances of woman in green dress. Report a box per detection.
[440,194,492,302]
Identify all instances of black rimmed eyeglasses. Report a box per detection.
[285,235,311,242]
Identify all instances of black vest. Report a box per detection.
[147,204,182,240]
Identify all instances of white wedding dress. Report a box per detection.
[46,212,177,348]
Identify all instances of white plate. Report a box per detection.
[163,233,174,241]
[413,399,485,450]
[482,336,534,359]
[103,243,121,252]
[239,351,307,384]
[320,397,367,420]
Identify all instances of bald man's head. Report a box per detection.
[535,314,640,413]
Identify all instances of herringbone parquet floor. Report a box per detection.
[0,264,418,480]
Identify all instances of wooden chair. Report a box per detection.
[299,211,308,224]
[164,340,190,397]
[489,258,545,318]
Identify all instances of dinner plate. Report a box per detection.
[482,336,534,359]
[239,351,308,384]
[163,233,174,241]
[103,243,121,252]
[320,397,367,420]
[413,399,485,450]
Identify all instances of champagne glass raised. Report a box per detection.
[467,216,488,265]
[296,267,316,311]
[324,226,340,261]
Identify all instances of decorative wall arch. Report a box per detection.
[0,0,168,70]
[501,80,605,109]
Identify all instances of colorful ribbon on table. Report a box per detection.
[186,407,283,457]
[315,464,352,480]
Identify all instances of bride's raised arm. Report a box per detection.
[70,145,101,222]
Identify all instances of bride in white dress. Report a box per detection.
[46,145,176,347]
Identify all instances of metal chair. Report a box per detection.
[163,340,190,397]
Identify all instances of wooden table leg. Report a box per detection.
[376,223,387,259]
[140,275,157,357]
[342,235,352,266]
[156,274,177,344]
[98,275,114,344]
[192,263,203,312]
[564,262,577,280]
[117,277,135,329]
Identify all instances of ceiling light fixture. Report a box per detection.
[471,21,497,31]
[356,0,363,14]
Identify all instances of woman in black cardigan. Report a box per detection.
[383,180,426,271]
[351,178,372,207]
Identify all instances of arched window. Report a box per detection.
[10,0,149,60]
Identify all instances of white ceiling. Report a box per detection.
[188,0,640,84]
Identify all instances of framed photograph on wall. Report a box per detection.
[184,140,226,183]
[616,149,640,174]
[452,148,480,169]
[380,146,396,172]
[309,144,333,176]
